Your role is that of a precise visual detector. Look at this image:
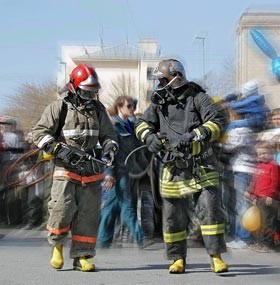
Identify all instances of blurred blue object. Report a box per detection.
[224,93,238,103]
[250,29,278,60]
[272,57,280,80]
[250,28,280,81]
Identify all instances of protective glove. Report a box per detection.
[178,132,195,148]
[145,133,162,153]
[43,140,60,154]
[43,141,89,169]
[102,141,118,166]
[56,145,81,165]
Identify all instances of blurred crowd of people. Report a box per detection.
[0,116,52,229]
[218,80,280,253]
[0,79,279,256]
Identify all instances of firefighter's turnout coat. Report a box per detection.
[32,95,117,258]
[135,83,227,259]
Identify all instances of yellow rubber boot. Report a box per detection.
[169,258,186,274]
[210,254,228,273]
[73,257,95,272]
[50,244,64,269]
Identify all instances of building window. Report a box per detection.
[147,67,154,80]
[146,90,153,101]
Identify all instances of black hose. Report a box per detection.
[150,155,162,209]
[124,145,152,179]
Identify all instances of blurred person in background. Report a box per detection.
[223,109,256,249]
[259,108,280,142]
[228,80,268,132]
[215,95,238,240]
[272,134,280,165]
[20,131,45,230]
[0,117,25,225]
[98,95,144,248]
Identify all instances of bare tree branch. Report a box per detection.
[3,81,58,131]
[196,56,236,98]
[102,73,137,106]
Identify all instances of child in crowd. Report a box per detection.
[259,108,280,141]
[244,141,280,252]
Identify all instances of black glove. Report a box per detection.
[43,140,60,154]
[178,132,195,148]
[44,141,88,167]
[145,134,162,153]
[56,145,82,165]
[102,142,118,166]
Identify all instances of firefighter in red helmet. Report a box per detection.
[33,64,118,272]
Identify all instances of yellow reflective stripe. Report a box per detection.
[200,224,225,235]
[200,166,207,176]
[135,122,150,138]
[161,192,182,197]
[161,181,219,196]
[160,171,220,197]
[161,179,198,188]
[163,230,186,243]
[162,165,171,181]
[202,121,220,141]
[201,224,225,230]
[191,141,201,155]
[161,172,219,186]
[193,128,201,137]
[53,143,60,153]
[140,129,150,142]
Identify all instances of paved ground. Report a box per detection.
[1,227,280,285]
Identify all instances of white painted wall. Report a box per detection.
[57,41,161,112]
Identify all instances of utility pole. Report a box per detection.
[194,33,207,87]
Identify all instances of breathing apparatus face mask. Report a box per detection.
[77,88,98,102]
[151,76,179,105]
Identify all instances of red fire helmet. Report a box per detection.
[66,64,101,94]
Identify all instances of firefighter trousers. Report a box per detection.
[47,178,101,259]
[162,186,226,260]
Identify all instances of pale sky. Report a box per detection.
[1,0,280,111]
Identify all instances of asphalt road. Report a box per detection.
[1,228,280,285]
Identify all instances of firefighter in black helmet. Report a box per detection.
[135,59,228,274]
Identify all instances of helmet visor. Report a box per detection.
[78,88,98,100]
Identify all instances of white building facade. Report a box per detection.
[58,40,162,112]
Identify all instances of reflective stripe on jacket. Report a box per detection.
[160,164,220,197]
[53,169,105,184]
